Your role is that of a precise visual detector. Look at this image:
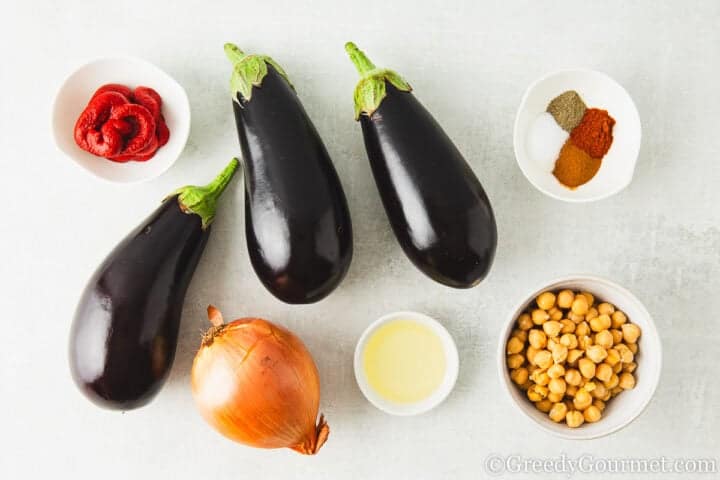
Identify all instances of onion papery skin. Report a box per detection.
[191,317,328,454]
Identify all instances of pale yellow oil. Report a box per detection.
[362,319,446,404]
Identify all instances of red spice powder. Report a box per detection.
[570,108,616,158]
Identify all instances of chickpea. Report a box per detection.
[593,399,606,411]
[611,386,623,397]
[560,333,578,349]
[551,344,568,363]
[549,377,567,395]
[567,349,584,365]
[549,402,568,423]
[535,399,552,413]
[520,381,532,391]
[534,350,553,369]
[566,410,585,428]
[590,314,612,332]
[595,363,613,383]
[578,358,596,379]
[527,364,538,374]
[536,291,556,310]
[605,348,620,367]
[597,302,615,315]
[619,372,636,390]
[506,336,524,355]
[621,323,641,344]
[557,290,575,309]
[610,329,624,345]
[585,307,599,322]
[627,343,638,354]
[565,368,582,386]
[575,322,590,337]
[512,328,528,343]
[612,362,623,374]
[548,307,563,321]
[623,362,637,373]
[526,346,539,364]
[528,329,547,349]
[595,330,614,349]
[583,381,596,392]
[507,353,525,369]
[577,335,593,350]
[591,383,608,399]
[568,312,585,324]
[611,310,627,328]
[510,367,529,385]
[547,363,565,379]
[573,388,593,410]
[580,292,595,306]
[532,309,550,325]
[560,319,575,334]
[583,405,602,423]
[615,344,634,364]
[527,389,543,402]
[518,313,533,330]
[547,391,564,403]
[604,373,619,389]
[566,385,578,397]
[571,296,589,315]
[530,369,550,386]
[535,384,549,398]
[543,320,563,338]
[586,345,608,363]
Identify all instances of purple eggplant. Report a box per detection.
[226,44,353,304]
[345,42,497,288]
[69,159,239,410]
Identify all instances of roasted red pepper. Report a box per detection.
[74,92,129,156]
[74,83,170,162]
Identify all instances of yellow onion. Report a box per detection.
[191,306,329,454]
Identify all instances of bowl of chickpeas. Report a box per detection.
[498,275,661,439]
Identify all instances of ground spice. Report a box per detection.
[570,108,616,158]
[547,90,586,132]
[552,139,601,188]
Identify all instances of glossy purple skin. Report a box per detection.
[232,66,353,304]
[359,85,497,288]
[69,197,208,410]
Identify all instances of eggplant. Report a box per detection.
[69,159,239,410]
[225,44,353,304]
[344,42,497,288]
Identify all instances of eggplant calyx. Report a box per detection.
[344,42,412,120]
[224,43,293,104]
[170,158,240,229]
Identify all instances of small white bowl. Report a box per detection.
[498,275,661,439]
[354,311,459,416]
[52,57,191,184]
[514,69,641,202]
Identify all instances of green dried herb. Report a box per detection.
[547,90,587,132]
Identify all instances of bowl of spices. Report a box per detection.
[354,311,459,416]
[514,69,641,202]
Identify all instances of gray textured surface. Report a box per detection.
[1,1,719,478]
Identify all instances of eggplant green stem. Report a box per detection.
[345,42,376,75]
[344,41,412,120]
[171,158,240,229]
[225,42,293,103]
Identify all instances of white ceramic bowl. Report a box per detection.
[498,275,661,439]
[52,57,191,184]
[514,69,641,202]
[354,311,459,416]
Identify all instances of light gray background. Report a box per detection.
[1,1,718,479]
